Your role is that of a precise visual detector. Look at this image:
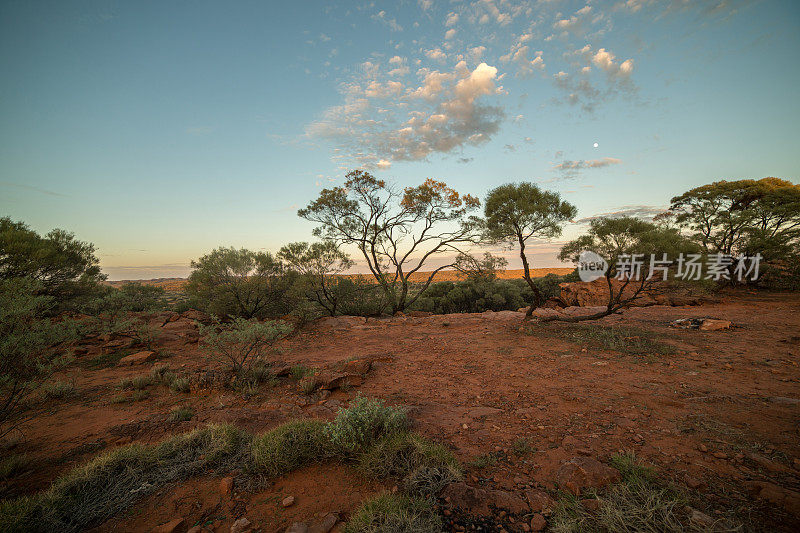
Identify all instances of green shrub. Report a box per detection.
[118,375,154,391]
[169,377,191,393]
[0,278,79,437]
[344,493,442,533]
[358,432,462,497]
[325,396,410,455]
[250,419,335,477]
[168,406,194,422]
[200,317,292,375]
[0,425,248,532]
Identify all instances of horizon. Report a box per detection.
[2,1,799,280]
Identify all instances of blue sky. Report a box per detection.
[1,0,798,279]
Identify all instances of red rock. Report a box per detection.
[219,476,234,496]
[747,481,800,517]
[282,495,295,507]
[341,357,372,375]
[489,490,528,513]
[524,489,556,513]
[117,350,156,366]
[556,457,621,496]
[698,319,732,331]
[230,518,251,533]
[308,513,338,533]
[530,513,547,532]
[442,482,492,515]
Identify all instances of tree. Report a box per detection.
[186,248,299,319]
[668,178,800,257]
[0,217,105,312]
[482,183,577,316]
[552,216,698,322]
[298,170,481,313]
[277,241,353,316]
[453,252,508,282]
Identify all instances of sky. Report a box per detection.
[1,0,798,280]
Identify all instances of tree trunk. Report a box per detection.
[518,235,542,317]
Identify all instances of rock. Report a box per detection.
[489,490,528,513]
[698,319,732,331]
[187,527,204,533]
[529,513,547,532]
[524,489,556,514]
[118,350,156,366]
[341,357,372,375]
[230,518,251,533]
[284,524,308,533]
[442,482,492,515]
[282,495,296,507]
[219,476,234,496]
[684,475,705,490]
[747,481,800,516]
[317,373,364,391]
[151,518,184,533]
[689,509,715,527]
[309,513,339,533]
[559,278,656,307]
[556,457,621,496]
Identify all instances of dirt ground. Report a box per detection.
[4,290,800,532]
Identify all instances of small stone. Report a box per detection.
[219,476,234,496]
[698,444,708,452]
[118,350,156,366]
[151,518,184,533]
[230,518,252,533]
[685,475,704,490]
[284,524,308,533]
[282,495,296,507]
[309,513,338,533]
[530,513,547,531]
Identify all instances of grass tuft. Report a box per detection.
[168,406,194,422]
[529,323,677,357]
[326,395,410,455]
[344,493,442,533]
[250,419,335,477]
[42,380,77,400]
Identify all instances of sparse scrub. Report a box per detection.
[325,396,410,455]
[168,405,194,422]
[169,377,191,393]
[0,454,29,480]
[110,390,150,404]
[468,452,498,470]
[250,419,336,477]
[528,323,677,357]
[290,364,315,380]
[358,432,462,497]
[118,375,154,391]
[0,425,248,532]
[200,317,292,375]
[344,493,442,533]
[512,437,534,456]
[550,452,720,533]
[42,380,77,400]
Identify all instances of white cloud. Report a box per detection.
[445,28,457,39]
[445,12,459,26]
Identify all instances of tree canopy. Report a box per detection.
[298,170,481,312]
[483,183,576,313]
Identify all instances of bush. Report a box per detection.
[344,493,442,533]
[168,406,194,422]
[42,380,76,400]
[200,317,292,375]
[0,425,248,532]
[325,396,410,455]
[186,247,302,319]
[358,432,462,497]
[0,217,106,313]
[0,278,79,437]
[250,419,336,477]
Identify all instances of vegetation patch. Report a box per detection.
[344,493,443,533]
[250,419,336,477]
[325,395,410,455]
[550,453,724,532]
[529,323,678,357]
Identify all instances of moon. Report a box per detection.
[593,142,599,148]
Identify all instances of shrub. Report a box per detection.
[118,375,154,391]
[186,248,302,319]
[168,406,194,422]
[0,217,106,313]
[0,425,248,532]
[42,380,76,400]
[344,493,442,533]
[0,278,78,437]
[358,432,462,497]
[200,317,292,375]
[325,396,410,455]
[0,454,29,480]
[169,377,191,393]
[250,419,335,477]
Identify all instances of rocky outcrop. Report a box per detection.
[556,457,621,495]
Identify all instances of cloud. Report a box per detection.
[551,157,622,179]
[306,62,505,168]
[445,28,457,39]
[573,205,667,224]
[372,10,403,32]
[445,12,459,26]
